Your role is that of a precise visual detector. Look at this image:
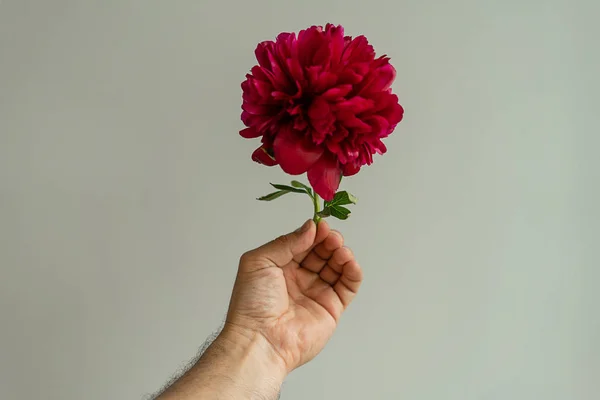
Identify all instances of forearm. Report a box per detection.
[156,325,287,400]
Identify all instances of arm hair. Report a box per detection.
[146,324,282,399]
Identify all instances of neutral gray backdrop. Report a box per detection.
[1,1,598,399]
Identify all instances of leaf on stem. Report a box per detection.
[324,191,358,208]
[290,180,313,196]
[329,205,351,220]
[257,182,314,201]
[257,190,292,201]
[318,190,357,220]
[317,204,351,220]
[269,183,307,194]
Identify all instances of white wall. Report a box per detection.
[1,1,598,399]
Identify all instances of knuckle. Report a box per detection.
[239,251,254,265]
[273,234,290,247]
[331,229,344,241]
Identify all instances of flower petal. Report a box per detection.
[342,36,374,64]
[322,84,353,100]
[252,146,278,166]
[242,101,278,116]
[308,154,341,201]
[298,27,325,67]
[255,41,274,69]
[240,127,261,138]
[364,61,396,94]
[373,138,387,155]
[308,97,336,137]
[337,96,374,114]
[342,160,361,176]
[336,110,371,133]
[273,126,323,175]
[387,100,405,126]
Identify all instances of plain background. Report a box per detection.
[1,1,598,399]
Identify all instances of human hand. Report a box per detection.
[154,220,362,399]
[224,219,363,374]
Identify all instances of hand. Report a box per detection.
[225,219,363,373]
[155,220,363,399]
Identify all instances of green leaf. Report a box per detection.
[329,205,351,220]
[290,180,313,195]
[317,205,351,220]
[269,183,306,194]
[316,208,331,218]
[257,190,290,201]
[325,191,358,208]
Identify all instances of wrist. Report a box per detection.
[158,324,287,400]
[218,322,288,383]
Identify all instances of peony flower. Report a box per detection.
[241,24,404,221]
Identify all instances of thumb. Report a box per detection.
[242,220,316,270]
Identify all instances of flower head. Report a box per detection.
[240,24,404,201]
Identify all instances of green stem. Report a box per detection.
[312,192,321,223]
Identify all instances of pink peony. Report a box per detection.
[240,24,404,201]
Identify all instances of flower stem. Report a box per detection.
[312,192,321,224]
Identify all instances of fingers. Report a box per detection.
[318,246,352,284]
[300,229,343,273]
[333,259,363,308]
[314,230,343,259]
[292,219,330,264]
[240,220,316,272]
[318,266,340,285]
[305,250,363,322]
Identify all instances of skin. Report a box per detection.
[156,219,363,400]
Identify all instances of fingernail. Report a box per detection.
[296,219,311,233]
